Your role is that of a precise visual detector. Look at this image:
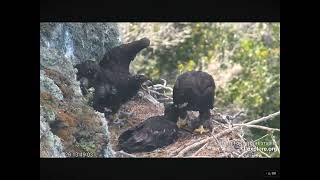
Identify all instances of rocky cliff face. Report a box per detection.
[40,23,121,158]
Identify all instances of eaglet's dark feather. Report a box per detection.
[75,38,151,114]
[172,71,215,128]
[118,104,190,153]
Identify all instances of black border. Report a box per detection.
[40,158,280,179]
[37,0,283,179]
[40,0,280,22]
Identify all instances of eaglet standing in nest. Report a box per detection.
[172,71,216,134]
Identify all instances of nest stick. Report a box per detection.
[175,111,280,157]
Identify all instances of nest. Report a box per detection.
[107,79,280,158]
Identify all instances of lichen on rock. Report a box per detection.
[40,70,64,101]
[40,105,66,158]
[40,23,121,158]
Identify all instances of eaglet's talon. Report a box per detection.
[193,125,209,135]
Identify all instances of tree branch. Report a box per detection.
[246,111,280,125]
[149,90,173,99]
[233,124,280,132]
[175,111,280,157]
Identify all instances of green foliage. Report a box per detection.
[220,24,280,135]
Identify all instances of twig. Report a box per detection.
[212,135,225,153]
[157,97,173,102]
[150,84,173,92]
[231,151,240,157]
[149,79,173,91]
[230,111,245,120]
[160,78,167,87]
[169,137,202,156]
[175,111,280,157]
[238,127,245,141]
[234,130,248,153]
[238,150,250,158]
[190,142,209,157]
[176,139,208,157]
[149,90,173,99]
[211,119,229,128]
[176,126,238,157]
[175,138,207,157]
[140,92,161,106]
[246,111,280,125]
[254,133,270,142]
[233,124,280,132]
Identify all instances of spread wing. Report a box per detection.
[99,38,150,72]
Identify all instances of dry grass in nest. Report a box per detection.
[108,93,280,158]
[108,96,165,151]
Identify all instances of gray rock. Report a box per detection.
[40,105,56,124]
[40,23,121,65]
[40,23,121,158]
[40,105,66,157]
[40,70,64,101]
